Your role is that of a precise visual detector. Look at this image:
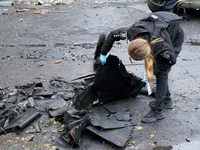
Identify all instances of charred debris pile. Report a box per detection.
[0,53,147,148]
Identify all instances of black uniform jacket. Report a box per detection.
[100,19,184,73]
[161,0,178,11]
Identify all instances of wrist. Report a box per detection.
[100,52,107,56]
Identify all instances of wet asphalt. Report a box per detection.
[1,0,200,149]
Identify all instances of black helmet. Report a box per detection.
[147,0,166,12]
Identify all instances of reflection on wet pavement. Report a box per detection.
[173,140,200,150]
[153,140,200,150]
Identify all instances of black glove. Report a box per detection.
[159,51,172,65]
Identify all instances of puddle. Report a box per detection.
[172,140,200,150]
[153,141,200,150]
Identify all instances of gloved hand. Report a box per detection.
[141,75,147,83]
[160,51,172,65]
[100,54,106,65]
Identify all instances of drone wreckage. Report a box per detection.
[0,34,150,148]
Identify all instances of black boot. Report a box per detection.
[163,100,174,109]
[149,99,174,109]
[142,108,165,123]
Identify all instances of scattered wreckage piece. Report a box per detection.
[113,112,132,121]
[103,102,125,114]
[26,122,41,133]
[74,55,145,110]
[0,58,142,148]
[74,86,98,110]
[49,75,88,90]
[0,102,6,109]
[0,76,89,129]
[0,108,42,135]
[72,73,95,82]
[71,73,95,86]
[52,138,70,150]
[33,81,54,97]
[6,91,19,104]
[88,112,134,129]
[15,82,35,96]
[86,125,133,147]
[0,109,18,128]
[14,79,79,101]
[47,98,72,120]
[28,97,37,108]
[62,116,89,146]
[60,107,89,146]
[59,104,136,148]
[86,109,135,147]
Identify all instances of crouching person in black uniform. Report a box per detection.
[99,11,184,123]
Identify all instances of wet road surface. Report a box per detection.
[1,0,200,149]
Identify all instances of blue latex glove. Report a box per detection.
[141,75,147,83]
[100,54,106,65]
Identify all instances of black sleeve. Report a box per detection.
[153,29,177,72]
[101,27,130,55]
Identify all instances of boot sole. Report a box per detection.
[164,105,174,109]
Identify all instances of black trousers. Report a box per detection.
[150,50,180,111]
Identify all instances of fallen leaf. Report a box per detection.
[42,130,48,133]
[150,133,155,139]
[44,144,50,147]
[134,126,143,130]
[105,114,110,117]
[52,130,57,133]
[24,141,30,144]
[58,125,65,132]
[129,140,135,145]
[51,146,57,150]
[53,121,59,125]
[45,118,56,125]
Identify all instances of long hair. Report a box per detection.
[128,38,163,82]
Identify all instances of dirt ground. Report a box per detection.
[1,0,200,150]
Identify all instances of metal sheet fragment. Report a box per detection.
[0,108,42,134]
[47,99,71,119]
[88,112,133,129]
[86,125,133,147]
[113,112,131,121]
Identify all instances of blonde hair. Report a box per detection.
[128,38,163,82]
